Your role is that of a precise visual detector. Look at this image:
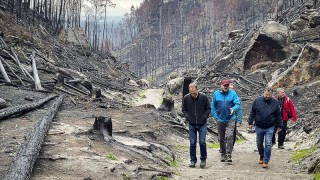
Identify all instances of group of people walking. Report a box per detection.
[182,79,297,169]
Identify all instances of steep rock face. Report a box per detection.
[59,28,91,55]
[273,43,320,88]
[244,21,291,70]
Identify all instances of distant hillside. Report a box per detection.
[111,0,307,78]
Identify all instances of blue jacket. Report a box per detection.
[211,89,241,123]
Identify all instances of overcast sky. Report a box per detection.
[107,0,144,16]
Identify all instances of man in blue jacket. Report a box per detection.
[182,83,211,168]
[248,87,282,168]
[211,79,241,162]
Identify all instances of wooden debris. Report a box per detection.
[0,94,57,120]
[2,95,64,180]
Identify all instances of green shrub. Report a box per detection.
[106,154,118,160]
[291,147,317,162]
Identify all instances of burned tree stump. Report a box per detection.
[2,95,64,180]
[93,116,113,143]
[56,73,65,85]
[158,97,174,111]
[90,87,102,99]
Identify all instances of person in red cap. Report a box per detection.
[211,79,241,162]
[272,88,297,149]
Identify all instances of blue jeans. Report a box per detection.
[256,126,275,163]
[189,124,207,163]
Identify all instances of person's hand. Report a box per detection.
[249,124,253,129]
[277,128,282,132]
[237,122,241,127]
[292,120,297,123]
[230,108,234,115]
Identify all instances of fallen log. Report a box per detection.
[2,95,64,180]
[0,95,57,120]
[0,56,11,82]
[64,82,89,95]
[31,51,44,90]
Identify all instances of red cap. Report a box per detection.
[221,79,230,86]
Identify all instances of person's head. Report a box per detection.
[188,83,198,97]
[229,83,235,90]
[277,88,285,98]
[221,79,230,92]
[263,87,273,101]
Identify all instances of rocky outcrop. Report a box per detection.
[243,21,291,70]
[269,43,320,88]
[59,28,90,55]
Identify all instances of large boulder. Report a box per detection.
[290,18,308,30]
[260,21,290,48]
[243,21,291,70]
[166,77,184,94]
[309,13,320,28]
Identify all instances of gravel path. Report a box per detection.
[173,127,313,180]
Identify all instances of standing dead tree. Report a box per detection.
[31,51,44,90]
[2,95,64,180]
[0,56,11,83]
[0,94,57,120]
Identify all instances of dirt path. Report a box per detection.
[133,89,164,109]
[172,126,313,180]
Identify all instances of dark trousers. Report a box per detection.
[217,120,236,155]
[189,124,207,163]
[272,120,288,146]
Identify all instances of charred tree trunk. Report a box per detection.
[2,95,64,180]
[93,116,113,143]
[90,87,102,99]
[0,95,57,120]
[0,56,11,83]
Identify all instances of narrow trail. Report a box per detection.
[173,126,312,180]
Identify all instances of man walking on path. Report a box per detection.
[248,87,283,168]
[211,79,241,162]
[229,83,243,146]
[182,83,211,168]
[272,88,297,149]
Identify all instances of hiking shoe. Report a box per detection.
[278,146,284,149]
[258,156,264,164]
[220,154,226,162]
[200,161,206,168]
[262,162,268,168]
[189,161,196,168]
[226,154,232,162]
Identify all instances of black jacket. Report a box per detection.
[248,96,283,129]
[182,92,211,125]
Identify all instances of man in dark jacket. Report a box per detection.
[182,83,211,168]
[248,87,283,168]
